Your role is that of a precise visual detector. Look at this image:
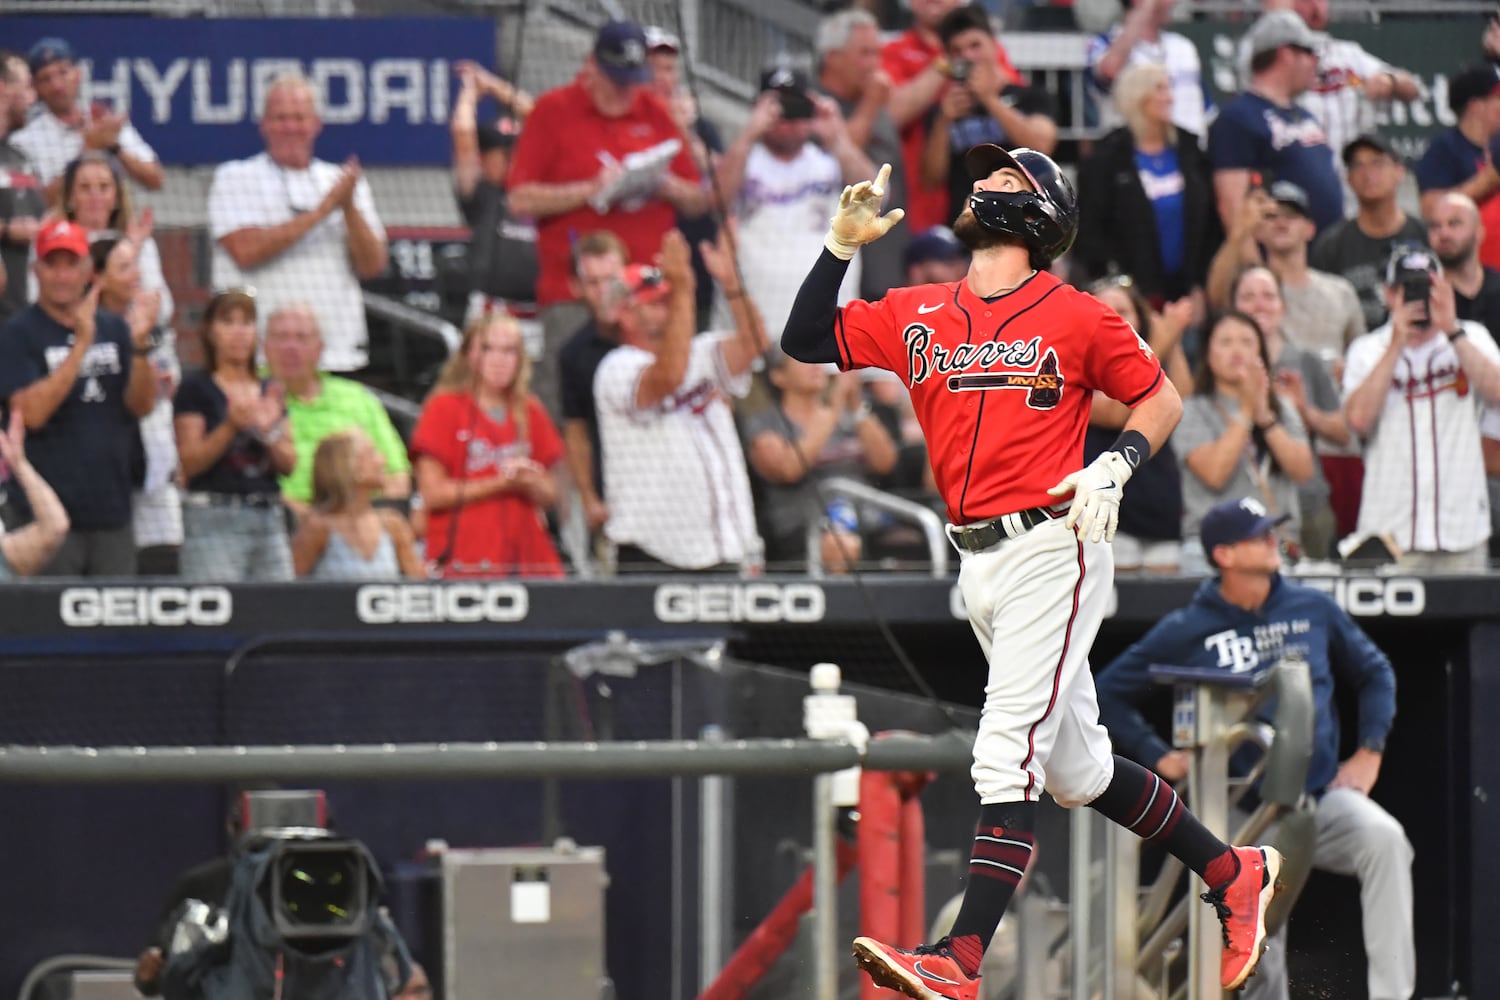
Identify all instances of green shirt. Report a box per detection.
[280,374,411,503]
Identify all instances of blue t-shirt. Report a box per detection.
[0,304,138,531]
[1414,126,1485,193]
[1208,92,1343,233]
[1134,146,1186,277]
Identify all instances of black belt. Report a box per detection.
[948,505,1062,553]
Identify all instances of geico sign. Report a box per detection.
[1299,577,1425,617]
[356,583,528,624]
[60,586,232,627]
[655,583,826,623]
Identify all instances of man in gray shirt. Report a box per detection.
[816,8,909,299]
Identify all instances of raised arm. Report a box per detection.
[0,411,69,576]
[634,231,697,410]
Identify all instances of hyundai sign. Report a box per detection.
[10,17,496,165]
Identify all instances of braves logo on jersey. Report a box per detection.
[903,324,1066,410]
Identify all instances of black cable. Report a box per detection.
[665,5,966,734]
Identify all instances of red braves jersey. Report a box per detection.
[834,271,1164,523]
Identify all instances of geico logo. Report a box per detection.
[355,583,528,624]
[60,586,232,627]
[1299,578,1425,617]
[654,583,826,623]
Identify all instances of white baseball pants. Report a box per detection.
[956,516,1117,807]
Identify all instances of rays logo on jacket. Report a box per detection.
[902,326,1065,410]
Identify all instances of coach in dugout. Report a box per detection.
[506,19,709,418]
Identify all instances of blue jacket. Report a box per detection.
[1094,575,1396,793]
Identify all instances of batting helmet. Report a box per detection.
[963,144,1079,263]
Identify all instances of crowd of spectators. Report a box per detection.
[2,0,1500,581]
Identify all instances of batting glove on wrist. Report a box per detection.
[1046,450,1132,543]
[824,162,905,261]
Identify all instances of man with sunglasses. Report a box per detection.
[1095,495,1408,1000]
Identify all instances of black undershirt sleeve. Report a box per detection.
[780,248,852,366]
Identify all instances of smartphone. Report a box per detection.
[1402,274,1432,324]
[949,58,973,82]
[778,89,814,121]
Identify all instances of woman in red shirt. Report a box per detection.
[411,314,565,577]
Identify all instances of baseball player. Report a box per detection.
[1095,495,1408,1000]
[780,148,1285,1000]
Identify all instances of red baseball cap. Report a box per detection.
[35,219,90,259]
[623,263,671,304]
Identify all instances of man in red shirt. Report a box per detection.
[507,19,708,417]
[781,149,1284,1000]
[881,0,1021,232]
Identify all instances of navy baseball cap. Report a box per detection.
[594,20,652,86]
[1200,498,1290,563]
[28,37,75,73]
[904,226,967,267]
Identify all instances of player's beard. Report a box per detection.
[952,206,1021,254]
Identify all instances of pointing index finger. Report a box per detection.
[871,162,891,199]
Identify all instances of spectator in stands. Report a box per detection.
[1344,245,1500,572]
[1427,192,1500,341]
[1087,0,1209,138]
[90,235,181,574]
[923,7,1056,228]
[1174,310,1315,574]
[1085,277,1192,574]
[411,313,565,578]
[507,19,709,417]
[595,230,768,572]
[901,224,967,286]
[745,353,898,571]
[261,304,412,511]
[1207,180,1365,362]
[291,428,424,580]
[450,61,537,324]
[817,8,910,299]
[11,37,162,195]
[1254,0,1419,183]
[1310,135,1428,331]
[0,409,68,578]
[1094,494,1411,1000]
[881,0,1021,233]
[558,232,631,536]
[1415,64,1500,271]
[1076,62,1215,309]
[209,74,388,373]
[173,289,296,582]
[57,153,174,324]
[1209,11,1342,236]
[717,67,872,345]
[0,221,156,575]
[644,26,724,328]
[0,50,44,323]
[1232,266,1348,559]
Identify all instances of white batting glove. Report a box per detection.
[824,162,906,261]
[1046,450,1132,544]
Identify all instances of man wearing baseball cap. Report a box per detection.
[0,219,158,575]
[1096,493,1408,1000]
[507,19,709,419]
[1310,134,1427,330]
[1209,10,1342,235]
[11,35,161,193]
[903,224,969,285]
[1415,63,1500,269]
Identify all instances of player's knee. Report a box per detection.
[1047,768,1111,809]
[1357,811,1413,865]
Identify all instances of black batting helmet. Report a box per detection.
[963,144,1079,263]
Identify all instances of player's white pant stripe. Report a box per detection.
[970,859,1026,878]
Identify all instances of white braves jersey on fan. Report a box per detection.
[1087,29,1208,137]
[1342,319,1497,553]
[594,332,762,569]
[209,153,385,372]
[731,142,861,346]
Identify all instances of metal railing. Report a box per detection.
[806,476,951,579]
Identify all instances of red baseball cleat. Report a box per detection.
[851,936,980,1000]
[1200,845,1285,990]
